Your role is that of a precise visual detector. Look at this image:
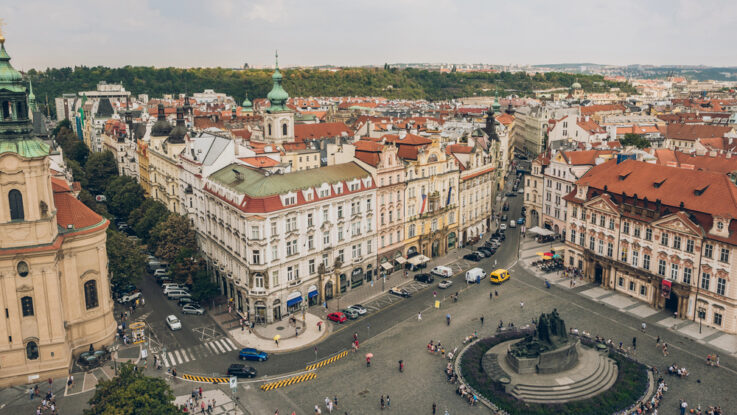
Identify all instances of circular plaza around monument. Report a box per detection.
[457,311,651,415]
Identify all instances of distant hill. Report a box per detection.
[25,66,635,117]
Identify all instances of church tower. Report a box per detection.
[262,52,294,144]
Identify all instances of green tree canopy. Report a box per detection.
[150,214,197,263]
[105,176,145,219]
[85,151,118,194]
[620,133,651,149]
[128,199,170,243]
[190,267,220,304]
[84,363,179,415]
[65,157,89,189]
[106,229,146,287]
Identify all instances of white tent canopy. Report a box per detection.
[408,255,430,266]
[527,226,554,236]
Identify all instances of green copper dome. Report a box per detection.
[0,40,25,91]
[241,94,252,110]
[266,52,289,113]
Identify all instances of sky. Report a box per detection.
[1,0,736,70]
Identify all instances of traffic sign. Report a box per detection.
[229,376,238,390]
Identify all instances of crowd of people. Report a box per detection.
[667,364,689,378]
[455,384,479,406]
[29,382,58,415]
[625,374,667,414]
[179,387,216,414]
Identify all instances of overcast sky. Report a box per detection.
[2,0,736,70]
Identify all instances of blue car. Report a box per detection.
[517,217,525,225]
[239,348,268,362]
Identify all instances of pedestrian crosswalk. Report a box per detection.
[161,338,237,367]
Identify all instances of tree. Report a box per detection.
[65,157,88,188]
[51,119,72,137]
[150,214,197,263]
[106,229,145,287]
[84,363,179,415]
[78,189,108,216]
[105,176,145,219]
[85,151,118,194]
[620,133,650,149]
[66,140,90,165]
[128,199,169,243]
[190,267,220,304]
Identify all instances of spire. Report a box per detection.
[28,79,37,112]
[266,51,289,113]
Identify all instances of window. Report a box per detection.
[388,210,393,223]
[251,226,260,240]
[26,341,38,360]
[396,230,401,243]
[591,213,596,225]
[282,123,288,136]
[309,259,315,275]
[673,235,681,250]
[286,240,297,256]
[271,245,278,260]
[657,260,666,276]
[307,213,313,227]
[268,272,275,287]
[283,195,297,206]
[351,222,360,237]
[367,240,372,254]
[579,232,585,246]
[660,233,669,246]
[572,207,577,218]
[643,254,650,270]
[8,189,24,220]
[21,296,34,316]
[337,206,343,219]
[629,281,635,291]
[323,232,330,246]
[622,222,630,234]
[286,217,297,232]
[570,229,576,243]
[84,280,99,309]
[683,268,692,285]
[714,312,723,326]
[618,277,624,287]
[307,235,314,250]
[251,250,261,264]
[704,243,713,258]
[632,250,639,267]
[633,226,641,238]
[337,249,344,264]
[645,228,652,241]
[720,247,730,263]
[431,219,438,232]
[701,273,710,290]
[16,261,29,277]
[351,201,359,215]
[620,245,627,261]
[697,307,706,320]
[717,277,726,296]
[670,263,679,280]
[686,239,694,253]
[609,219,614,230]
[270,221,277,236]
[352,244,362,258]
[380,213,385,225]
[337,226,344,241]
[597,240,604,255]
[409,224,416,238]
[287,266,298,281]
[640,285,646,296]
[599,215,605,227]
[322,253,329,268]
[607,242,613,257]
[589,236,595,250]
[366,198,373,212]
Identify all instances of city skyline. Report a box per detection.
[1,0,736,70]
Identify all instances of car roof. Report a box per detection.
[229,363,244,369]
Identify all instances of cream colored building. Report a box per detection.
[281,148,320,171]
[148,107,188,213]
[523,153,548,228]
[0,37,115,387]
[449,143,496,245]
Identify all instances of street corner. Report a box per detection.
[228,312,329,353]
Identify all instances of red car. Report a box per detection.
[327,312,347,323]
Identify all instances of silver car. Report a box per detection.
[181,304,205,315]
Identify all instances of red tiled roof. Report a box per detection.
[294,122,353,142]
[53,189,104,230]
[397,146,420,160]
[383,133,432,146]
[580,104,626,116]
[577,120,606,134]
[230,129,252,139]
[562,150,615,165]
[446,144,473,154]
[239,156,279,168]
[354,140,384,152]
[655,149,737,174]
[659,124,732,141]
[495,113,515,126]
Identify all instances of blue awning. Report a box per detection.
[308,290,318,298]
[287,296,303,307]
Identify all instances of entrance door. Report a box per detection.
[432,240,440,257]
[324,282,334,300]
[594,263,603,285]
[665,293,679,316]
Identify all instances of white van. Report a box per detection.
[162,283,185,292]
[465,267,486,283]
[509,220,517,228]
[167,289,191,300]
[431,266,453,278]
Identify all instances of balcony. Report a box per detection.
[288,279,301,287]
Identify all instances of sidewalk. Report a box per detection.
[517,237,737,356]
[228,312,329,353]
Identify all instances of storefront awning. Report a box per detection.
[394,257,407,264]
[408,255,430,266]
[307,285,318,298]
[527,226,554,236]
[381,262,393,270]
[286,291,302,307]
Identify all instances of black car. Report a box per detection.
[501,215,508,221]
[506,192,517,197]
[478,247,494,257]
[464,253,482,262]
[414,273,435,283]
[227,364,257,378]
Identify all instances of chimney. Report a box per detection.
[157,103,166,120]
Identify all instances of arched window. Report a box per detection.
[268,123,272,136]
[21,296,34,316]
[84,280,99,309]
[9,189,24,220]
[26,341,38,360]
[282,123,288,136]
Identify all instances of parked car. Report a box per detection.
[166,315,182,331]
[167,290,191,300]
[164,285,188,295]
[465,267,486,283]
[116,291,142,304]
[239,348,268,362]
[154,269,170,278]
[430,266,453,278]
[389,287,411,298]
[438,279,453,289]
[509,220,517,228]
[178,297,196,307]
[227,364,257,378]
[518,188,524,194]
[348,304,368,315]
[463,252,482,262]
[500,224,507,231]
[414,273,435,283]
[506,192,517,197]
[327,312,348,323]
[478,247,494,257]
[182,304,205,315]
[112,283,138,298]
[501,214,508,221]
[341,308,360,320]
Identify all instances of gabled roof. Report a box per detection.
[294,122,352,142]
[445,144,473,154]
[382,133,432,146]
[561,150,614,166]
[659,124,732,142]
[52,179,105,231]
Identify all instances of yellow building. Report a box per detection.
[281,148,320,171]
[0,36,115,387]
[397,136,459,259]
[148,107,187,213]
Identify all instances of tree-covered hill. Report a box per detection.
[26,66,634,113]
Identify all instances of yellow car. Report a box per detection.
[489,269,510,284]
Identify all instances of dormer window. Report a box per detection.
[717,222,724,230]
[282,194,297,206]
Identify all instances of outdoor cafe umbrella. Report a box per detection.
[273,335,281,341]
[553,254,562,259]
[365,352,374,358]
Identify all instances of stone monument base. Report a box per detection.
[506,339,580,374]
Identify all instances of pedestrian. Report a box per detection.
[314,404,321,414]
[656,335,660,346]
[432,402,437,415]
[715,353,720,367]
[386,395,390,408]
[418,312,422,321]
[380,395,385,410]
[318,321,322,332]
[480,315,484,326]
[29,387,34,400]
[366,356,371,367]
[495,290,498,297]
[641,322,646,332]
[520,301,524,309]
[296,327,299,336]
[208,401,212,413]
[199,387,203,400]
[353,332,358,342]
[680,399,688,415]
[334,395,338,408]
[632,337,637,350]
[275,338,279,347]
[67,375,74,389]
[201,401,206,414]
[433,291,437,298]
[34,385,39,397]
[490,292,493,300]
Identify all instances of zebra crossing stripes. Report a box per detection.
[162,338,238,367]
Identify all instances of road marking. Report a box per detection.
[167,352,175,366]
[211,339,225,354]
[219,338,234,352]
[174,350,183,364]
[260,372,317,391]
[181,349,190,363]
[223,338,237,350]
[203,341,215,353]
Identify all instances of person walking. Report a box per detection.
[386,395,390,408]
[632,337,637,350]
[680,399,688,415]
[432,402,437,414]
[489,291,493,300]
[446,314,451,326]
[333,396,338,409]
[520,301,524,309]
[480,315,484,326]
[418,312,422,321]
[380,395,385,410]
[366,356,371,367]
[641,322,646,332]
[656,335,660,346]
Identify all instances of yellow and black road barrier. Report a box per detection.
[260,372,316,391]
[305,350,349,371]
[181,374,229,383]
